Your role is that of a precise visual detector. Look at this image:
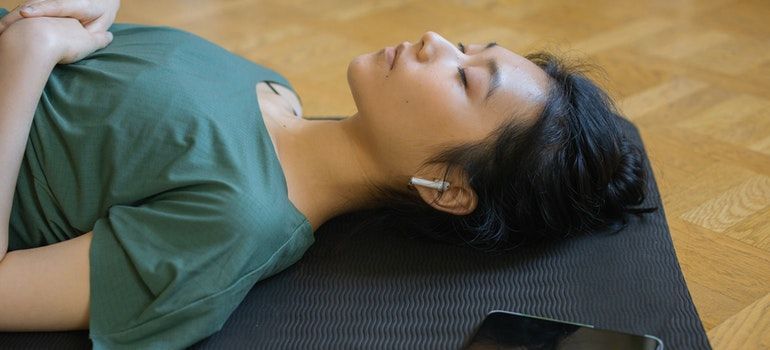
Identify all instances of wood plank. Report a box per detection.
[708,292,770,349]
[1,0,768,347]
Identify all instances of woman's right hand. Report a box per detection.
[0,0,120,35]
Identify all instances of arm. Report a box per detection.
[0,230,92,331]
[0,25,59,261]
[0,17,113,260]
[0,16,112,332]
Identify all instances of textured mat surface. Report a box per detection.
[0,117,711,349]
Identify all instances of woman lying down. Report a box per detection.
[0,0,657,349]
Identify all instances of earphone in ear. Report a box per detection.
[409,177,450,191]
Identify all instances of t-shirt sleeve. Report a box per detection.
[87,188,313,349]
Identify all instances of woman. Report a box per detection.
[0,1,656,349]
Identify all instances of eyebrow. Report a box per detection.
[482,42,501,102]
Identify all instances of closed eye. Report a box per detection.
[457,67,468,89]
[457,42,466,53]
[456,42,468,89]
[458,41,498,54]
[455,41,498,95]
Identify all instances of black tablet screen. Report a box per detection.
[464,311,663,350]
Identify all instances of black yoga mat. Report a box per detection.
[0,117,712,349]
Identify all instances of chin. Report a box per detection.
[346,52,376,114]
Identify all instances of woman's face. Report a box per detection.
[347,31,551,178]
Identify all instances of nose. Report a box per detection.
[421,31,438,43]
[417,31,454,62]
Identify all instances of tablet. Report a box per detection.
[463,310,664,350]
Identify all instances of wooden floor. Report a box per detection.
[3,0,768,348]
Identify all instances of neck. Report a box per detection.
[269,113,388,231]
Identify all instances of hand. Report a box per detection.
[2,16,113,64]
[0,0,120,34]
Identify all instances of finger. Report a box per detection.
[67,30,113,64]
[0,2,37,33]
[20,0,93,19]
[9,0,46,17]
[83,15,109,33]
[93,30,113,50]
[0,11,20,33]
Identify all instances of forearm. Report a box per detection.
[0,30,59,259]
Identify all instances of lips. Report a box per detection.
[392,45,403,70]
[385,47,395,70]
[384,43,406,70]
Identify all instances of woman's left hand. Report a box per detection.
[0,0,120,35]
[2,16,113,65]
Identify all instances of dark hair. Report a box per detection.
[354,51,658,253]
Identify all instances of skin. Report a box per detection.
[265,31,552,232]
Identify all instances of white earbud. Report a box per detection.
[409,177,450,191]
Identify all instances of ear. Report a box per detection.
[412,172,478,216]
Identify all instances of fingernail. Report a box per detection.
[21,6,37,14]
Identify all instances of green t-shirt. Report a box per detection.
[2,9,314,349]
